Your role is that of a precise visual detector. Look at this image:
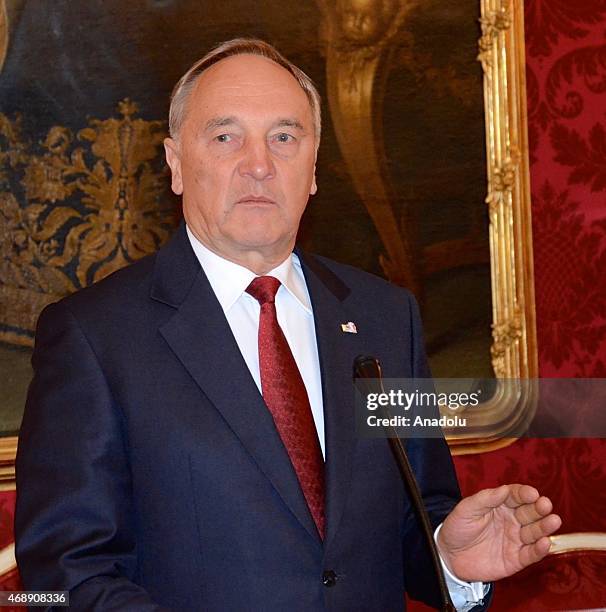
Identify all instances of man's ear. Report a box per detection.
[164,137,183,195]
[309,162,317,196]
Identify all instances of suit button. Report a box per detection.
[322,570,337,587]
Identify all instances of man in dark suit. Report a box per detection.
[15,39,561,611]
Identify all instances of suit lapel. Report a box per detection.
[298,252,360,549]
[152,225,320,542]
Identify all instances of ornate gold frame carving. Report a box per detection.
[448,0,537,453]
[316,0,422,292]
[319,0,537,454]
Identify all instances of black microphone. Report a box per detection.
[353,356,456,612]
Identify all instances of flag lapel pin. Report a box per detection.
[341,321,358,334]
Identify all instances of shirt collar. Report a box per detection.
[186,225,312,315]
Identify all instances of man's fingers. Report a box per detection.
[468,484,540,515]
[520,513,562,544]
[504,484,540,509]
[519,536,552,567]
[467,484,510,514]
[514,496,553,525]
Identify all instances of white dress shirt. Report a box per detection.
[186,226,488,610]
[186,226,325,457]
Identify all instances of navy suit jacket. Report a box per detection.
[16,223,477,611]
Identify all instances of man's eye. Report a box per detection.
[274,133,295,143]
[215,134,232,143]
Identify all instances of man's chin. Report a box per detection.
[234,234,287,251]
[227,219,292,248]
[227,228,294,256]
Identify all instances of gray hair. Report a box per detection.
[168,38,322,145]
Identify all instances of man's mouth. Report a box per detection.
[236,195,276,205]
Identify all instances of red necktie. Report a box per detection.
[246,276,326,539]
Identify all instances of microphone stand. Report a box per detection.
[354,356,456,612]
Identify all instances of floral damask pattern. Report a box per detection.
[447,8,606,608]
[532,182,606,373]
[453,438,606,609]
[490,553,606,611]
[455,439,606,533]
[551,121,606,191]
[526,44,606,135]
[524,0,606,58]
[525,0,606,377]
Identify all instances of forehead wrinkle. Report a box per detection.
[208,82,306,102]
[199,55,307,95]
[195,61,309,104]
[193,84,311,123]
[187,57,315,135]
[200,114,307,136]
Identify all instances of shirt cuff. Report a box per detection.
[434,523,491,612]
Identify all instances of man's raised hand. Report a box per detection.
[436,484,562,582]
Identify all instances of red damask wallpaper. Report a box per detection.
[451,2,606,609]
[525,0,606,376]
[0,490,21,612]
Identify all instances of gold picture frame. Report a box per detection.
[448,0,537,453]
[317,0,536,454]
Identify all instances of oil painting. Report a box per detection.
[0,0,491,438]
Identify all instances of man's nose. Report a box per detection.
[238,139,275,181]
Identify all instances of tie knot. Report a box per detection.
[246,276,281,305]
